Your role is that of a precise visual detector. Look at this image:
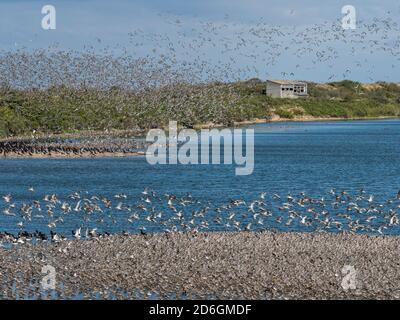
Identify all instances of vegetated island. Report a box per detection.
[1,79,399,157]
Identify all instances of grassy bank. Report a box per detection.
[1,80,400,138]
[236,79,400,120]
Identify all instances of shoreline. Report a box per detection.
[234,115,399,126]
[0,115,398,159]
[191,115,399,129]
[2,115,397,141]
[1,230,400,299]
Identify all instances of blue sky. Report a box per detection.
[1,0,400,82]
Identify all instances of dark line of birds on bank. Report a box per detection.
[1,188,400,245]
[0,138,148,157]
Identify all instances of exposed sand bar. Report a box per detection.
[1,231,400,299]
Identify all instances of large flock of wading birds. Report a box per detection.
[0,188,400,245]
[0,137,148,157]
[0,13,399,133]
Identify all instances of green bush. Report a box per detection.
[275,108,294,119]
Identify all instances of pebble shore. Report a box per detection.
[1,231,400,299]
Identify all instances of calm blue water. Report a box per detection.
[1,119,400,236]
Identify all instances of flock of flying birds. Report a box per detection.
[2,10,400,89]
[1,188,400,244]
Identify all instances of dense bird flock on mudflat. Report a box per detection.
[0,137,147,157]
[2,231,400,299]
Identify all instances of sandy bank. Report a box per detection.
[193,115,398,129]
[234,115,399,125]
[1,231,400,300]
